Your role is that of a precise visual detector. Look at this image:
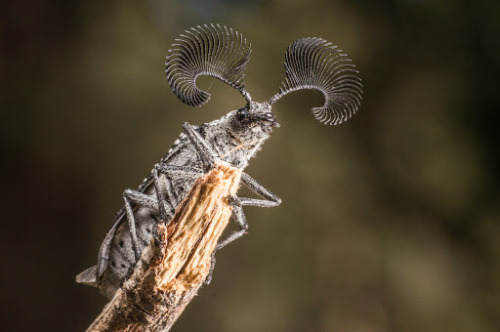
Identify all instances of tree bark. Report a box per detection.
[86,163,242,332]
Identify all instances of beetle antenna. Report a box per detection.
[269,37,363,125]
[166,23,252,107]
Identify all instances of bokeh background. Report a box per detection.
[1,0,499,331]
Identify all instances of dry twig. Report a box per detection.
[86,163,242,331]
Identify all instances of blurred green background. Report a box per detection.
[1,0,499,331]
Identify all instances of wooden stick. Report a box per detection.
[86,163,242,332]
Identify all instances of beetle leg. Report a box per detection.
[153,163,204,217]
[183,122,217,172]
[238,172,282,207]
[152,163,204,245]
[122,190,164,260]
[204,173,281,284]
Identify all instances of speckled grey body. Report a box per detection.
[77,102,279,298]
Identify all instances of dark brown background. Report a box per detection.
[1,0,499,331]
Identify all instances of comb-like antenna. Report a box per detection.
[165,24,252,107]
[269,37,363,125]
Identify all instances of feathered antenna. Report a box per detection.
[165,24,252,107]
[269,37,363,125]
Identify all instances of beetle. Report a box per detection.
[76,24,363,299]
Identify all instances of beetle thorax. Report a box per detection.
[202,101,278,169]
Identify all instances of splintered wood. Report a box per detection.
[86,163,242,332]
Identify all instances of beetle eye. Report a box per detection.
[236,108,249,122]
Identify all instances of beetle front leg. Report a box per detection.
[238,172,282,207]
[182,122,218,172]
